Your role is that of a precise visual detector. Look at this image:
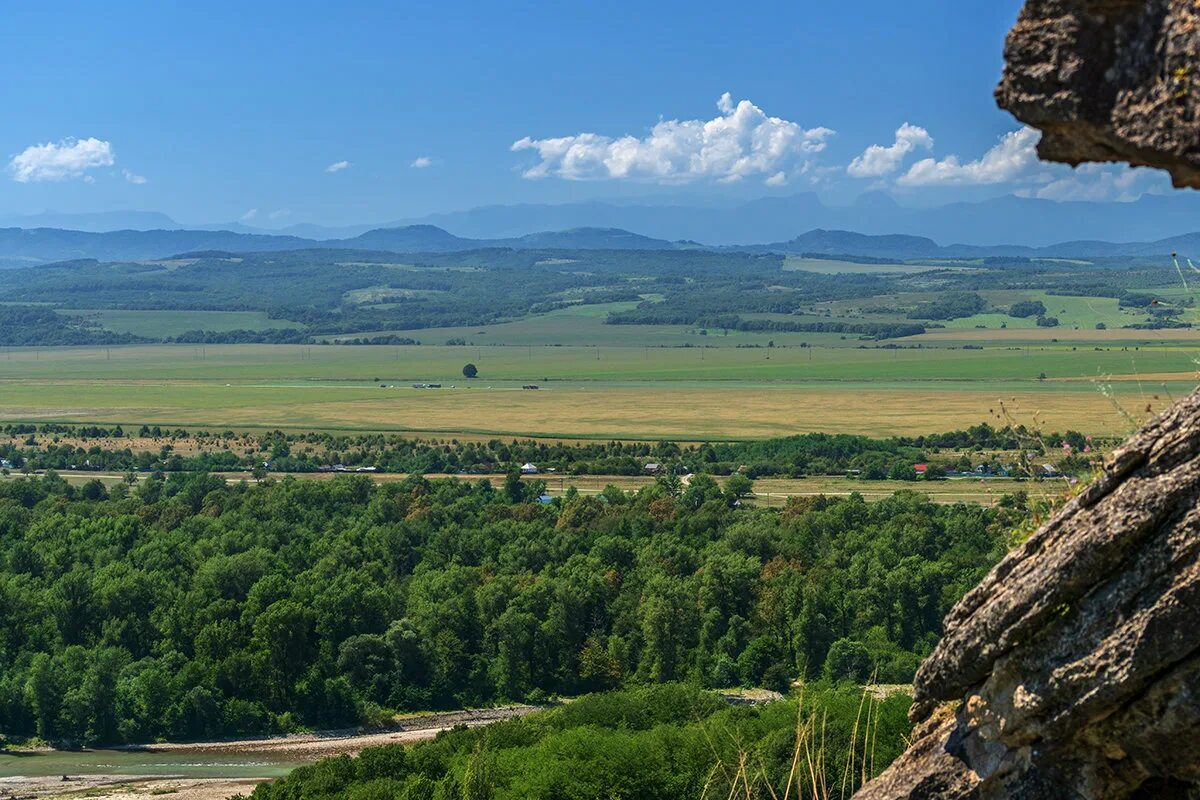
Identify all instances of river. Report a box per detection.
[0,748,301,780]
[0,706,539,799]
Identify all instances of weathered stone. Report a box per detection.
[996,0,1200,188]
[855,390,1200,799]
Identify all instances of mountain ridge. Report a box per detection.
[16,190,1200,248]
[5,221,1200,267]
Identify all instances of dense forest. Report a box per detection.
[0,422,1098,479]
[0,471,1008,745]
[242,683,913,800]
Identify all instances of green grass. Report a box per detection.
[326,301,861,348]
[59,309,303,337]
[782,256,953,274]
[0,342,1192,438]
[2,341,1196,383]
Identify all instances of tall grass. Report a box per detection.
[700,682,901,800]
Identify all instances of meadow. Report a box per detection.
[0,340,1188,438]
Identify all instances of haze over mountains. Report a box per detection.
[6,191,1200,265]
[11,191,1200,244]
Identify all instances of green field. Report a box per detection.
[0,342,1191,438]
[782,256,952,274]
[323,301,862,347]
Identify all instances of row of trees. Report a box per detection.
[2,423,1093,481]
[0,470,1006,745]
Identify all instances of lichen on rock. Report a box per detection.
[996,0,1200,189]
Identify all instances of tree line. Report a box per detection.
[0,471,1007,745]
[1,423,1098,480]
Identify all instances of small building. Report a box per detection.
[536,494,554,505]
[913,463,929,475]
[643,462,661,474]
[520,463,539,474]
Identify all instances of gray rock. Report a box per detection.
[996,0,1200,189]
[856,389,1200,798]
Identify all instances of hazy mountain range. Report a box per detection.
[0,225,679,267]
[6,191,1200,266]
[10,191,1200,248]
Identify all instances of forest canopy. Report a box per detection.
[0,471,1007,745]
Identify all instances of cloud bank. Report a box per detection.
[9,137,115,182]
[512,93,834,185]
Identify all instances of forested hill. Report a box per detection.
[0,471,1009,745]
[6,221,1200,266]
[0,225,680,266]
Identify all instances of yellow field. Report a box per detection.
[0,342,1190,439]
[0,379,1166,438]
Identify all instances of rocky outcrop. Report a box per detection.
[996,0,1200,188]
[855,390,1200,799]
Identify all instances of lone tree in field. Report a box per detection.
[462,363,478,379]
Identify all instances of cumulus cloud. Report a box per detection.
[325,160,351,173]
[511,93,834,184]
[410,156,434,169]
[122,169,147,184]
[9,137,115,182]
[898,126,1041,187]
[847,123,933,178]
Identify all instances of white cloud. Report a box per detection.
[899,127,1041,187]
[122,169,147,184]
[765,171,787,187]
[9,137,115,182]
[511,93,835,184]
[1024,163,1169,202]
[847,123,933,178]
[240,208,258,222]
[410,156,434,169]
[326,160,351,173]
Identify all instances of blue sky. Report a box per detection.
[0,1,1169,226]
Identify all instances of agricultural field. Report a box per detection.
[1,248,1196,440]
[0,341,1187,438]
[781,256,954,274]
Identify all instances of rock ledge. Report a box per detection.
[856,389,1200,798]
[996,0,1200,188]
